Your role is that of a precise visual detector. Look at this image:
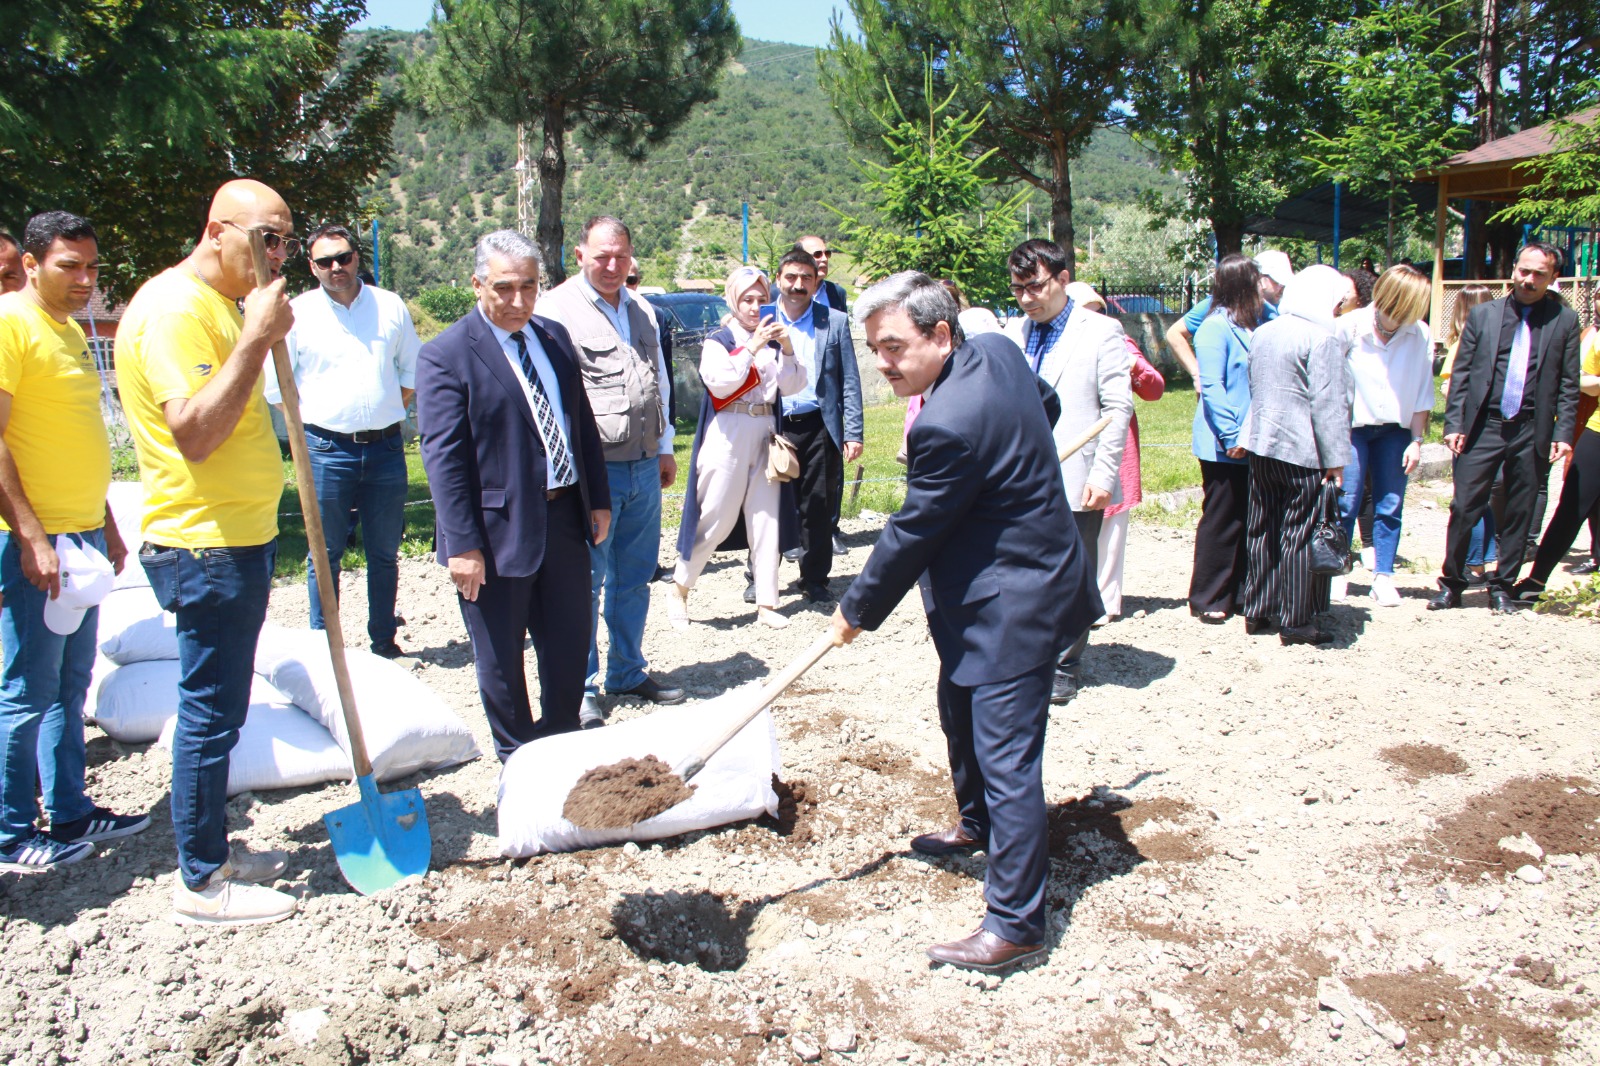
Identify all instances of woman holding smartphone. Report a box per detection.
[668,267,806,629]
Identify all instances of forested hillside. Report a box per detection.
[362,31,1183,296]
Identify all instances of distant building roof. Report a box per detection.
[1435,106,1600,171]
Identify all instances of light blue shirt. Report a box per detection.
[777,300,820,415]
[576,274,631,348]
[478,308,575,487]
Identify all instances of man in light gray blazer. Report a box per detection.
[1005,239,1133,704]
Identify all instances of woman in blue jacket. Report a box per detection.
[1189,254,1268,622]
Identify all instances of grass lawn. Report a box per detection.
[272,447,438,583]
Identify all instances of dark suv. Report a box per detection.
[643,292,730,355]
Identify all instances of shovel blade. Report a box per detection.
[323,774,431,895]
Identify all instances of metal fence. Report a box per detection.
[1092,280,1211,315]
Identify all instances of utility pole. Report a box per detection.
[515,123,533,236]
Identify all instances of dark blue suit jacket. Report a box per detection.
[839,332,1099,686]
[807,301,864,450]
[416,309,609,578]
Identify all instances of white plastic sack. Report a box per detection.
[253,626,480,781]
[156,699,349,797]
[105,481,150,590]
[97,586,176,665]
[496,691,780,856]
[89,660,289,744]
[82,653,118,721]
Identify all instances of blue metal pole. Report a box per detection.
[742,202,749,265]
[371,219,381,288]
[1332,183,1342,271]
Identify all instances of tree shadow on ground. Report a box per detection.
[1081,643,1177,689]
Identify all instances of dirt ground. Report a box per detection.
[3,474,1600,1066]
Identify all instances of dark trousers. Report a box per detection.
[1189,459,1250,614]
[304,427,407,646]
[782,410,842,584]
[1529,431,1600,584]
[457,492,590,762]
[1441,413,1539,593]
[1057,509,1102,674]
[1241,455,1328,629]
[937,659,1053,946]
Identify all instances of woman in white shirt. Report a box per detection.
[1334,264,1434,606]
[669,267,807,629]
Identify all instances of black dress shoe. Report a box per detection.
[370,640,407,659]
[1426,587,1462,611]
[743,581,756,604]
[1571,559,1598,576]
[1279,624,1332,646]
[910,824,983,855]
[654,564,675,584]
[926,929,1046,975]
[1050,670,1079,705]
[1489,588,1525,614]
[614,676,685,705]
[1243,617,1275,635]
[802,580,834,603]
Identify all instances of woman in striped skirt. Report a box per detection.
[1239,265,1355,646]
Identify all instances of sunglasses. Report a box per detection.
[313,250,357,270]
[810,248,833,258]
[222,220,302,258]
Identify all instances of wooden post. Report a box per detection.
[846,463,865,510]
[1431,176,1449,346]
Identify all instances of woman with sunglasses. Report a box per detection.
[668,267,805,629]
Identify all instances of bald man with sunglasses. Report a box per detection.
[264,223,421,660]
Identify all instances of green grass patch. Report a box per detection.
[273,444,437,583]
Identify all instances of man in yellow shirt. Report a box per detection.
[0,211,148,872]
[117,178,297,926]
[0,232,24,294]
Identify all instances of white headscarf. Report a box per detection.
[1276,264,1350,331]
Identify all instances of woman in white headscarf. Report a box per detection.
[669,267,807,629]
[1238,265,1355,646]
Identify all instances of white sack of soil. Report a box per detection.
[81,653,118,720]
[105,481,151,590]
[97,586,177,665]
[497,693,780,856]
[254,626,480,781]
[156,698,349,797]
[90,661,288,744]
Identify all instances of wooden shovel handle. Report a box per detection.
[677,632,834,782]
[247,233,373,778]
[1059,415,1113,463]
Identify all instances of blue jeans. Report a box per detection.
[1468,512,1498,567]
[0,529,103,848]
[305,428,407,646]
[1339,424,1411,575]
[588,457,662,694]
[142,541,275,890]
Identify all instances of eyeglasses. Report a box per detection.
[312,250,356,270]
[625,276,639,286]
[810,248,833,258]
[1008,277,1052,298]
[223,220,302,258]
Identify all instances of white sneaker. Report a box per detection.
[173,876,295,927]
[756,606,790,629]
[1360,547,1376,571]
[1370,574,1402,607]
[1329,575,1348,603]
[224,846,289,884]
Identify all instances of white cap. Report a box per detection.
[1063,281,1105,311]
[1253,250,1295,288]
[43,536,115,635]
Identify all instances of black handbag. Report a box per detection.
[1309,478,1351,576]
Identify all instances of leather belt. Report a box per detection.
[724,400,773,417]
[307,422,403,444]
[546,484,575,501]
[784,409,822,426]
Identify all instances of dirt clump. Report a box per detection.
[1413,775,1600,879]
[1175,941,1331,1054]
[563,755,697,829]
[611,889,754,971]
[1382,742,1469,779]
[1349,967,1569,1058]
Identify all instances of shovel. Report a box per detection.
[1059,414,1113,463]
[248,231,430,895]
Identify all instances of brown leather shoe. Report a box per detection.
[910,825,982,855]
[926,929,1046,974]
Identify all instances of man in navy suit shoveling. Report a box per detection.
[831,271,1099,974]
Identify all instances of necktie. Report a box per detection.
[1500,304,1532,419]
[511,330,577,487]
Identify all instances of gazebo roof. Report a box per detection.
[1419,105,1600,200]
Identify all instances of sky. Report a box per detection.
[353,1,859,48]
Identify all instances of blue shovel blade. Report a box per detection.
[323,774,431,896]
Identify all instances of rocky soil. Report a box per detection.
[3,475,1599,1066]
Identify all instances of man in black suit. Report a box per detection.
[416,230,610,761]
[832,272,1100,974]
[1430,242,1581,614]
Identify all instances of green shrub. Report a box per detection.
[415,285,476,323]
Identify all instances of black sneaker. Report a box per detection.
[371,640,408,660]
[1,832,95,870]
[49,806,151,844]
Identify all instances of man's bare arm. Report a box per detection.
[165,279,293,463]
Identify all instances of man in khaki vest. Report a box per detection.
[538,217,682,726]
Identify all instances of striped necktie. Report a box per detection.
[511,330,576,487]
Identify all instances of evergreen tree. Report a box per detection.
[410,0,741,284]
[1491,92,1600,230]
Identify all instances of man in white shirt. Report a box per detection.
[265,224,421,658]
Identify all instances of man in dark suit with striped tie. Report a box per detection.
[416,230,610,761]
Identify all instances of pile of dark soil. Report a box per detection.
[564,756,697,829]
[1381,743,1469,779]
[1414,775,1600,879]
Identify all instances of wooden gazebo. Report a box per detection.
[1419,106,1599,342]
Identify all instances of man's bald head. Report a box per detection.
[798,235,831,279]
[192,178,295,299]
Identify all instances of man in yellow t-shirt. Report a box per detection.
[0,232,24,294]
[0,211,150,873]
[116,178,298,927]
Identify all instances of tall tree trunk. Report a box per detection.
[536,106,568,285]
[1212,221,1244,258]
[1475,0,1500,144]
[1049,137,1076,276]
